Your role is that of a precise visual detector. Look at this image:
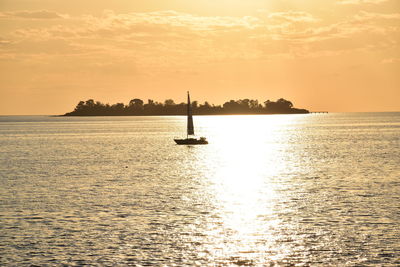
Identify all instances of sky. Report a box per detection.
[0,0,399,114]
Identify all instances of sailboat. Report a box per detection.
[174,92,208,145]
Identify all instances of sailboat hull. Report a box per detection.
[174,138,208,145]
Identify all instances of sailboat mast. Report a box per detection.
[187,91,194,137]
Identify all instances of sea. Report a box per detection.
[0,112,399,266]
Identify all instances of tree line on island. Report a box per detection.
[64,98,309,116]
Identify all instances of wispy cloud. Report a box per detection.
[267,11,319,23]
[337,0,389,5]
[0,10,68,19]
[354,11,400,20]
[382,57,400,64]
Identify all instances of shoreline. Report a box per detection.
[61,111,311,117]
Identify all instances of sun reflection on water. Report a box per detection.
[196,115,299,264]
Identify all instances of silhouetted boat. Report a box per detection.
[174,92,208,145]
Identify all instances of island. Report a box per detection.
[63,98,309,116]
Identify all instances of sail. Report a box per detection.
[187,92,194,136]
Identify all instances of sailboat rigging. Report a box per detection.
[174,92,208,145]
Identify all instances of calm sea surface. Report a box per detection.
[0,113,399,266]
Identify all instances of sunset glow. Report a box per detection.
[0,0,399,114]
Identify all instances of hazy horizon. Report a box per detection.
[1,111,400,117]
[1,0,399,115]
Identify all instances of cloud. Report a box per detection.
[354,11,400,20]
[267,11,319,23]
[337,0,389,5]
[82,10,261,35]
[2,9,399,68]
[0,10,68,19]
[381,58,400,64]
[0,38,12,45]
[250,9,400,60]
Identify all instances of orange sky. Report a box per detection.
[0,0,399,114]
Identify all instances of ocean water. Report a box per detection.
[0,113,399,266]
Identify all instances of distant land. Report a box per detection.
[63,98,309,116]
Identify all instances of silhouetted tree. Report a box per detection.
[74,101,85,111]
[85,99,95,108]
[128,98,144,115]
[129,98,144,108]
[264,98,294,113]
